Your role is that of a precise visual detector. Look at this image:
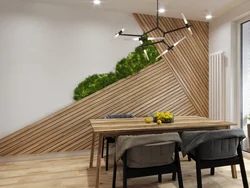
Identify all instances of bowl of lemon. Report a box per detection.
[153,111,174,124]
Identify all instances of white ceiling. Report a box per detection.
[26,0,248,21]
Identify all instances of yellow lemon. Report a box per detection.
[145,117,151,123]
[157,120,162,125]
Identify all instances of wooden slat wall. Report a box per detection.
[0,15,208,156]
[134,14,209,117]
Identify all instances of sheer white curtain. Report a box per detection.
[242,21,250,137]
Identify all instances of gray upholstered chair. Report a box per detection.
[181,129,248,188]
[103,114,135,171]
[112,133,183,188]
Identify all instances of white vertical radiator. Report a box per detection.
[209,51,225,120]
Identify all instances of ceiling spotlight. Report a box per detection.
[158,8,166,13]
[206,14,212,20]
[93,0,101,5]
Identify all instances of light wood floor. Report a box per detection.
[0,154,249,188]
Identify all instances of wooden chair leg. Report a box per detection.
[158,174,162,183]
[237,144,249,188]
[101,137,105,158]
[172,172,176,181]
[112,156,117,188]
[195,148,202,188]
[106,141,109,171]
[210,167,215,176]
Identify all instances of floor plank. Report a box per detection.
[0,154,249,188]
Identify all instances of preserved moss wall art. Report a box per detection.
[74,41,161,101]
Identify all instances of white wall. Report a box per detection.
[0,0,142,139]
[209,0,250,123]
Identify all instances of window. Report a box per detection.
[241,20,250,152]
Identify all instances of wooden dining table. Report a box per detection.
[89,116,238,188]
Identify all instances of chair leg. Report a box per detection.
[177,164,184,188]
[123,151,128,188]
[112,156,117,188]
[196,163,202,188]
[172,172,176,181]
[158,174,162,183]
[210,167,215,176]
[102,137,105,158]
[175,143,183,188]
[195,148,202,188]
[237,144,249,188]
[106,141,109,171]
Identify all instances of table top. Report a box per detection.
[89,116,238,134]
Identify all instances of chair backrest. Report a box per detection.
[116,133,182,168]
[197,138,239,160]
[181,129,246,160]
[104,114,135,119]
[127,141,176,168]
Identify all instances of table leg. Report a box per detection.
[226,126,238,179]
[89,132,95,168]
[231,165,237,179]
[95,133,103,188]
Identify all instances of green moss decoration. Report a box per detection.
[74,40,161,101]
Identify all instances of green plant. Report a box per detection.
[74,40,161,101]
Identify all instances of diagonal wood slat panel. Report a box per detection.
[0,60,199,156]
[133,14,209,117]
[0,15,208,156]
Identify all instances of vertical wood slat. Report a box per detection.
[0,15,209,156]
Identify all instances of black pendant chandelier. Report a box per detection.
[114,0,193,60]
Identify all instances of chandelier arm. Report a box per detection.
[164,25,192,35]
[120,33,142,37]
[158,27,165,34]
[144,27,158,35]
[151,40,165,45]
[163,40,170,48]
[141,40,164,48]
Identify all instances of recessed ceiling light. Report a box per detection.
[158,8,166,13]
[93,0,101,5]
[206,14,212,20]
